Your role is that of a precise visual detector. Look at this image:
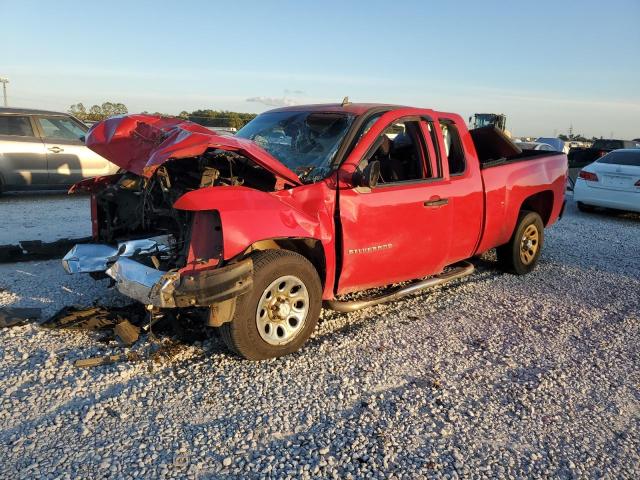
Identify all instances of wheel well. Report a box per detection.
[520,190,554,225]
[243,238,326,287]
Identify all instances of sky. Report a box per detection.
[2,0,639,138]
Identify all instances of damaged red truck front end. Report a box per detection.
[63,114,336,313]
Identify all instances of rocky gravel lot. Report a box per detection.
[0,197,638,479]
[0,192,91,245]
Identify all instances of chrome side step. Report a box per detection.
[324,261,475,313]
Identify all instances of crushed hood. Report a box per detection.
[85,114,302,186]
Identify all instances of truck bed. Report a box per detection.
[476,151,567,254]
[468,125,567,254]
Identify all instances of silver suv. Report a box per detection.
[0,107,118,192]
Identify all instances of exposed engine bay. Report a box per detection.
[93,149,279,270]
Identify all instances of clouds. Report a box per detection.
[246,96,302,107]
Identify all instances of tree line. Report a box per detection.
[67,102,257,129]
[68,102,128,122]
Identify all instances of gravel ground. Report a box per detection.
[0,192,91,244]
[0,197,638,479]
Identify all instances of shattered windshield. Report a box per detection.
[236,111,355,182]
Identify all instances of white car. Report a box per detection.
[0,107,119,193]
[573,149,640,213]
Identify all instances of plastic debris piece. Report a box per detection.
[114,319,140,346]
[0,307,42,327]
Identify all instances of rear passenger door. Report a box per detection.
[434,116,484,262]
[0,114,48,186]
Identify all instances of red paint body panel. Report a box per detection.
[475,153,567,254]
[79,105,566,301]
[85,114,301,185]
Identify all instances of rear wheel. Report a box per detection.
[577,201,595,213]
[497,210,544,275]
[219,249,322,360]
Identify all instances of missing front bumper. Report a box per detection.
[105,257,253,308]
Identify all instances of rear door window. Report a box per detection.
[0,115,34,137]
[439,121,466,175]
[36,116,87,141]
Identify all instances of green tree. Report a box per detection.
[88,105,103,121]
[68,101,128,122]
[68,102,88,121]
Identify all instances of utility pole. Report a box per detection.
[0,77,8,107]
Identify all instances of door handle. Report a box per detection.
[423,197,449,207]
[48,146,64,153]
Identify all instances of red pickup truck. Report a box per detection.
[63,103,567,359]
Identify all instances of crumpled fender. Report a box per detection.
[173,182,338,300]
[86,114,302,186]
[173,185,323,261]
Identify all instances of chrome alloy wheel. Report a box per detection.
[256,275,309,346]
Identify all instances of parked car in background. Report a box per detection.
[573,149,640,213]
[62,104,566,359]
[567,138,640,185]
[0,108,119,193]
[516,141,556,151]
[535,137,568,154]
[568,139,640,169]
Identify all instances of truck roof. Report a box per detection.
[267,102,456,118]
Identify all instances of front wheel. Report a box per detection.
[497,210,544,275]
[219,249,322,360]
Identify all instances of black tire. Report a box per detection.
[496,210,544,275]
[219,249,322,360]
[577,201,595,213]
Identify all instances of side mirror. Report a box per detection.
[355,160,380,188]
[79,135,86,143]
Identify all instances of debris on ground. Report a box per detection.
[74,352,142,368]
[113,319,141,346]
[0,307,42,327]
[0,237,92,264]
[40,304,147,330]
[38,303,209,368]
[0,244,24,263]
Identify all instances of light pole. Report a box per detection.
[0,77,8,107]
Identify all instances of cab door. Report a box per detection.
[34,115,108,185]
[337,113,453,294]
